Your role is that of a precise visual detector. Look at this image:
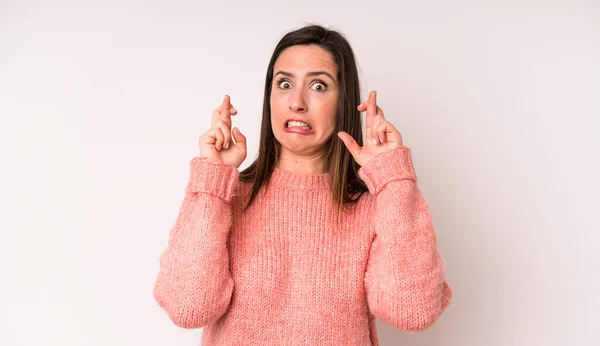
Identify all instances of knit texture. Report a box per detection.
[153,146,452,345]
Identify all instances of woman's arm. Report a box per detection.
[359,146,452,331]
[153,157,237,328]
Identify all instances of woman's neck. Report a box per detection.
[275,150,327,174]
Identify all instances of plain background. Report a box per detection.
[1,0,598,345]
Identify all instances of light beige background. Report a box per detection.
[1,0,598,345]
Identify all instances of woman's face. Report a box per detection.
[270,44,339,157]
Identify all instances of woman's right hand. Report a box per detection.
[199,94,247,169]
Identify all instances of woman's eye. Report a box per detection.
[311,82,327,91]
[279,81,292,89]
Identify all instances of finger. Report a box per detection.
[375,120,389,144]
[370,116,381,144]
[373,106,387,143]
[365,90,377,130]
[222,94,231,110]
[232,127,247,153]
[213,104,237,116]
[202,127,222,150]
[221,95,238,119]
[212,108,237,135]
[209,126,225,150]
[223,104,237,116]
[337,131,361,157]
[214,96,236,149]
[212,95,235,127]
[220,95,231,126]
[214,121,232,150]
[358,100,384,115]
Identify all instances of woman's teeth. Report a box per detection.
[287,120,311,130]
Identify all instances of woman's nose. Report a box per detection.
[289,88,307,113]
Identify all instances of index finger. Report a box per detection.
[220,95,232,121]
[212,94,234,127]
[365,90,377,129]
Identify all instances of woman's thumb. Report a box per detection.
[232,127,246,151]
[337,131,360,157]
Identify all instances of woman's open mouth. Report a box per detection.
[285,120,313,134]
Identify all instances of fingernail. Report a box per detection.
[232,107,236,112]
[224,143,229,149]
[379,136,383,144]
[372,138,377,145]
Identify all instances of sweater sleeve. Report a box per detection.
[153,156,238,328]
[358,146,452,331]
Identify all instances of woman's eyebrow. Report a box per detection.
[274,70,336,81]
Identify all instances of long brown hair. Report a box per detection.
[240,24,368,211]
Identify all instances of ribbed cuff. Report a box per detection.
[358,146,417,195]
[186,157,239,202]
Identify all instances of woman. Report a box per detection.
[153,24,452,345]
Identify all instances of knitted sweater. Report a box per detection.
[153,146,452,345]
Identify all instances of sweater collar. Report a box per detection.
[268,167,330,191]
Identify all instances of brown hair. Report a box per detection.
[240,24,368,211]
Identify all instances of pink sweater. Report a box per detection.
[153,146,452,345]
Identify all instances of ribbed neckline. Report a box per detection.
[268,167,330,190]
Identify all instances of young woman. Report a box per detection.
[153,24,452,345]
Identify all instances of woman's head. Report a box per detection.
[240,24,368,209]
[270,44,339,159]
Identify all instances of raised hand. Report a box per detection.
[199,94,247,168]
[337,90,404,167]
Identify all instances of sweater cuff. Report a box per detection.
[186,157,239,202]
[358,146,417,195]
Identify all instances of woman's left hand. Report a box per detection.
[338,90,404,167]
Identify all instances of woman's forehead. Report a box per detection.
[274,45,337,78]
